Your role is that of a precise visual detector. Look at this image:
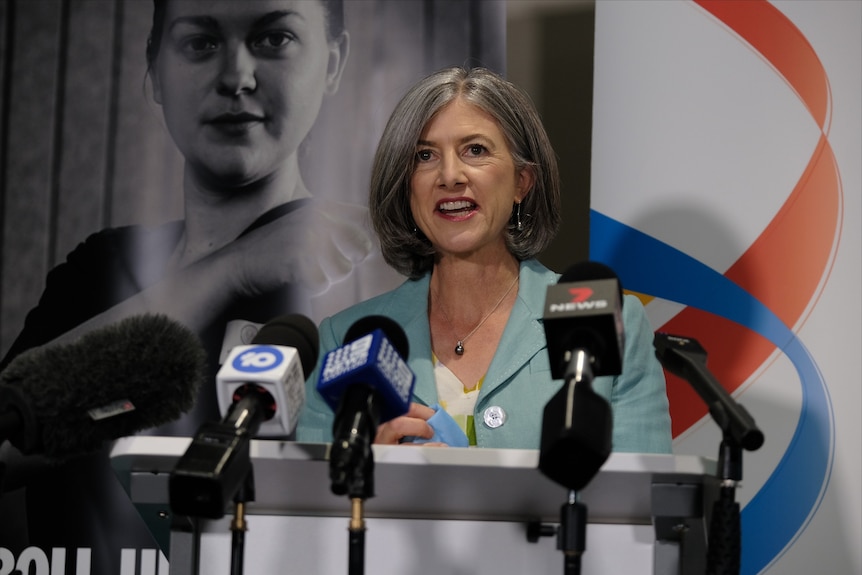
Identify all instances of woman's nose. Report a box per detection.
[437,152,466,189]
[217,43,257,96]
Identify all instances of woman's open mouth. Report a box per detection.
[437,200,476,217]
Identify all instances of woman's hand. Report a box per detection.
[374,403,445,445]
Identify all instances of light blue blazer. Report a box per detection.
[297,259,672,453]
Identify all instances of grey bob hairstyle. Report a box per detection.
[369,66,562,279]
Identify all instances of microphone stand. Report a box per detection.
[532,349,609,575]
[558,350,592,575]
[347,444,374,575]
[348,497,366,575]
[335,452,373,575]
[707,434,742,575]
[170,396,267,575]
[230,468,255,575]
[330,392,378,575]
[653,333,764,575]
[336,443,373,575]
[559,489,588,575]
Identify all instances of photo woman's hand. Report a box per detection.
[43,200,375,345]
[227,200,374,297]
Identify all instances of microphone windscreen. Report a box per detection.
[0,314,207,459]
[559,261,624,306]
[252,314,320,378]
[344,315,410,360]
[539,380,613,491]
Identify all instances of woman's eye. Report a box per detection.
[466,144,486,156]
[180,35,219,56]
[416,149,433,162]
[253,31,295,50]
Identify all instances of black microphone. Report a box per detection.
[654,333,764,451]
[316,315,415,497]
[542,261,625,380]
[169,314,319,519]
[0,314,206,460]
[539,262,622,491]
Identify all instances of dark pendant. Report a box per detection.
[455,341,464,355]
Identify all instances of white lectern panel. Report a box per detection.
[110,437,715,575]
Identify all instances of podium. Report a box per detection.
[110,437,717,575]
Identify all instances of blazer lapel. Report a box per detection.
[386,276,439,407]
[481,260,553,397]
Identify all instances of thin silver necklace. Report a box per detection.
[433,274,519,356]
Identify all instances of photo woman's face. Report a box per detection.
[151,0,348,188]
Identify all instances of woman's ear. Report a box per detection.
[325,31,351,95]
[150,66,163,105]
[516,165,536,203]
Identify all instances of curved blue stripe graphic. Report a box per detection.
[590,210,835,574]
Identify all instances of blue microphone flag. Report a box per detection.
[317,328,414,423]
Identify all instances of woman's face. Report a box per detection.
[151,0,347,188]
[409,98,533,260]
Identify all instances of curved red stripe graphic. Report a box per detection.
[666,1,841,436]
[727,135,839,322]
[695,0,830,128]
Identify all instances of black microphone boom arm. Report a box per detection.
[653,333,764,451]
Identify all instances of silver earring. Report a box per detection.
[516,202,523,231]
